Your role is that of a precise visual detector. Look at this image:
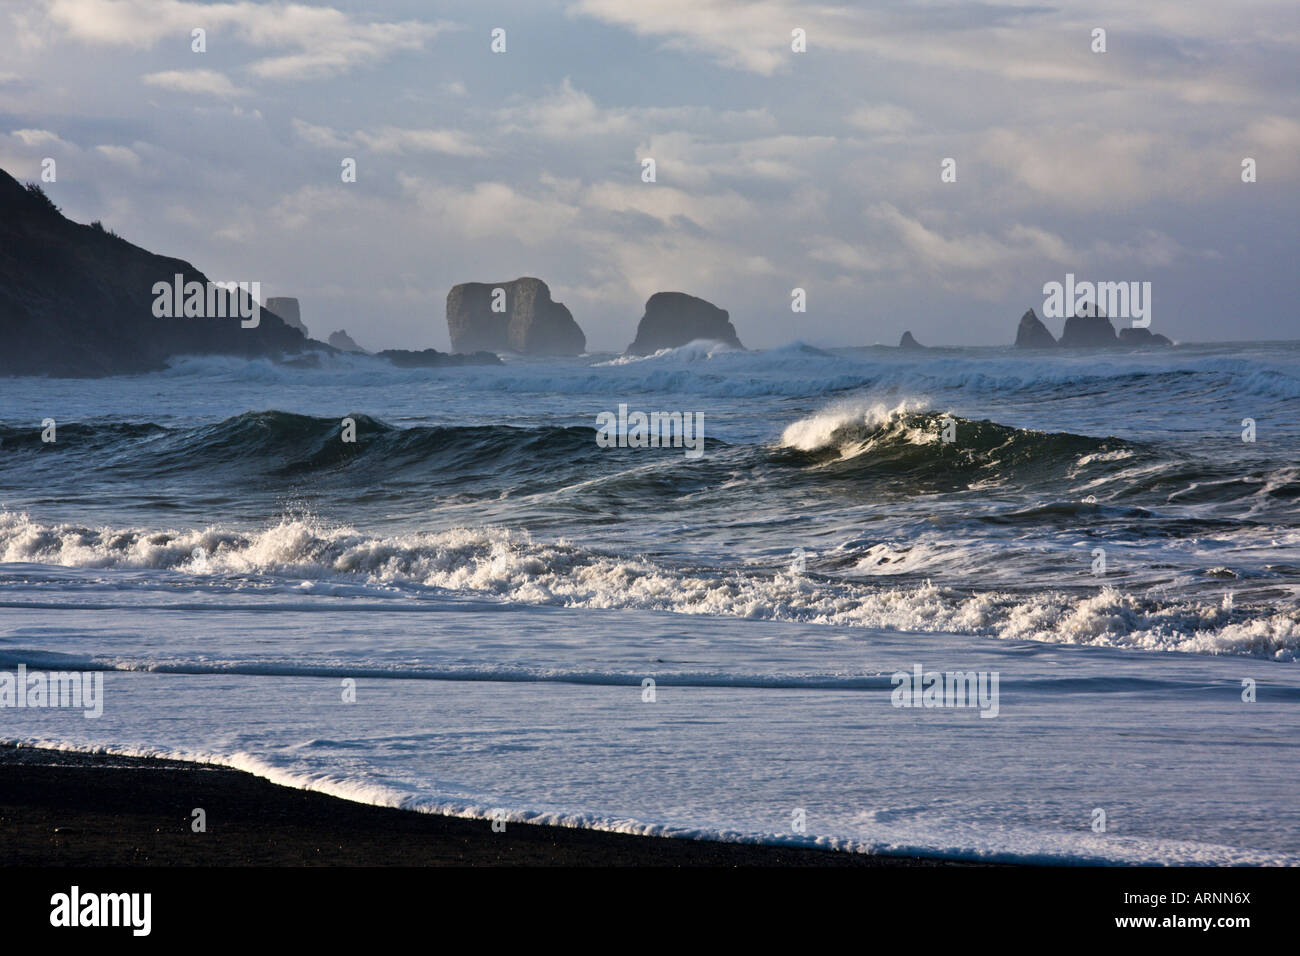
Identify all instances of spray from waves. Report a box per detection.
[2,510,1295,660]
[780,399,933,453]
[152,342,1300,404]
[595,339,750,366]
[774,399,1149,492]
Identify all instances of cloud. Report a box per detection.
[846,104,916,136]
[42,0,451,80]
[582,181,755,231]
[290,118,351,150]
[4,0,1294,347]
[497,78,773,141]
[94,143,141,168]
[859,203,1079,298]
[870,202,1075,272]
[291,120,486,157]
[354,127,486,157]
[265,184,368,232]
[10,128,72,148]
[571,0,1291,105]
[569,0,820,75]
[142,69,250,97]
[1088,230,1215,269]
[399,177,582,245]
[972,121,1285,208]
[806,236,897,273]
[593,230,776,306]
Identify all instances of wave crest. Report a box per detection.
[3,511,1295,661]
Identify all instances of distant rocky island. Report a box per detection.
[1014,306,1172,348]
[442,281,746,357]
[376,348,499,368]
[3,165,1185,374]
[327,329,367,353]
[265,297,308,336]
[625,292,744,355]
[446,277,585,355]
[894,306,1174,352]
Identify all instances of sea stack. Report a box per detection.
[899,331,925,349]
[376,348,501,368]
[1014,309,1058,348]
[445,277,585,355]
[1060,303,1119,347]
[265,298,307,337]
[625,292,744,356]
[1118,328,1173,346]
[328,330,367,353]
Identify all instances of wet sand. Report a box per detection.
[0,744,975,866]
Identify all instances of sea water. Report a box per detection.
[1,340,1297,863]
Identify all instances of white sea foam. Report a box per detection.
[595,339,745,366]
[3,510,1296,660]
[778,399,932,453]
[1075,449,1135,466]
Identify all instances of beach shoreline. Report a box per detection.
[0,744,982,867]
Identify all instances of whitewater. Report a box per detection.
[2,340,1298,863]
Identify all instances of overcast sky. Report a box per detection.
[2,0,1296,351]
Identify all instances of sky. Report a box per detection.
[1,0,1296,351]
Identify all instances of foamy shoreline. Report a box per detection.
[0,743,978,867]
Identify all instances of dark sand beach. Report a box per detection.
[0,745,971,867]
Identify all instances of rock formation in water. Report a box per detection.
[265,297,307,337]
[445,277,585,355]
[328,330,367,353]
[1014,309,1059,348]
[1059,303,1119,347]
[1118,327,1173,346]
[899,331,925,349]
[376,348,501,367]
[0,167,311,377]
[1016,303,1173,348]
[625,292,744,356]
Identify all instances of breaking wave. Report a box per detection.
[2,510,1296,660]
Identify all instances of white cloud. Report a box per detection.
[572,0,1291,106]
[3,0,1293,347]
[860,203,1078,298]
[43,0,451,80]
[806,236,896,273]
[869,202,1070,272]
[355,127,486,157]
[11,128,72,148]
[847,104,916,135]
[290,118,351,150]
[583,181,755,231]
[94,143,141,168]
[291,120,486,157]
[399,177,582,245]
[569,0,820,75]
[497,78,773,141]
[265,184,369,231]
[142,70,250,97]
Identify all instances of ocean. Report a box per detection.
[2,339,1298,864]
